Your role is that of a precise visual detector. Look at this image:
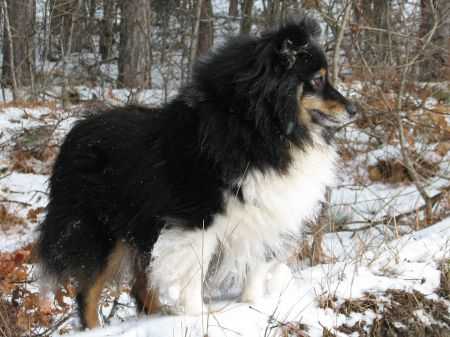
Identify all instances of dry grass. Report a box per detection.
[0,299,22,337]
[279,322,310,337]
[0,205,25,231]
[438,259,450,300]
[334,289,450,337]
[338,293,379,316]
[0,100,57,110]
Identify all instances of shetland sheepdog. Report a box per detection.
[37,16,356,328]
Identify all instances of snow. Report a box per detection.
[0,107,54,251]
[0,172,48,251]
[51,218,449,337]
[1,95,449,336]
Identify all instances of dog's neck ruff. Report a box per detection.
[150,128,337,296]
[215,128,337,263]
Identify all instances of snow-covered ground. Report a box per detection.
[51,219,449,337]
[0,95,449,336]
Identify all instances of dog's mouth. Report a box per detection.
[309,109,343,127]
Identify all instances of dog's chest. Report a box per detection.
[214,139,338,253]
[241,144,337,226]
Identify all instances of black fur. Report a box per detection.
[37,17,353,317]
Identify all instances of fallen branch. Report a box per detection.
[336,185,450,233]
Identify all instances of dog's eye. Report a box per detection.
[310,73,325,91]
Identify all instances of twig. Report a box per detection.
[0,199,32,207]
[189,0,204,77]
[103,297,121,324]
[1,0,18,100]
[395,0,440,225]
[33,313,74,337]
[335,185,450,233]
[332,0,351,84]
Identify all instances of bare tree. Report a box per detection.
[50,0,85,56]
[419,0,450,80]
[118,0,152,88]
[100,0,116,61]
[264,0,283,27]
[190,0,203,74]
[197,0,214,57]
[229,0,238,17]
[302,0,319,10]
[240,0,254,34]
[1,0,35,95]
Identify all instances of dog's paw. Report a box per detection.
[241,282,265,303]
[162,284,209,315]
[266,262,293,297]
[181,299,210,316]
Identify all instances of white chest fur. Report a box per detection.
[213,133,338,266]
[149,132,337,311]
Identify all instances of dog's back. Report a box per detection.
[37,100,229,326]
[39,107,156,279]
[37,106,174,326]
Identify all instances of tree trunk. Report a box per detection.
[266,0,281,27]
[189,0,203,74]
[2,0,35,90]
[100,0,115,60]
[50,0,84,55]
[240,0,254,34]
[442,2,450,79]
[303,0,319,9]
[197,0,214,57]
[118,0,152,88]
[420,0,450,80]
[228,0,238,17]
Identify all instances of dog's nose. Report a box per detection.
[346,102,357,117]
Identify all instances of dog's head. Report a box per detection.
[276,18,356,129]
[237,17,356,138]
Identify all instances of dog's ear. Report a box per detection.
[280,39,296,69]
[279,38,310,69]
[278,16,321,69]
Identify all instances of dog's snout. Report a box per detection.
[346,102,357,117]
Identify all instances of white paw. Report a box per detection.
[181,297,209,315]
[180,276,209,315]
[266,263,293,296]
[241,282,265,303]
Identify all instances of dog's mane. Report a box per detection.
[179,17,322,180]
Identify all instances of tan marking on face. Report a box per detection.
[84,242,127,328]
[296,84,312,125]
[319,68,327,77]
[301,95,347,117]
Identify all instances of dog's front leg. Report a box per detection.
[241,261,293,303]
[241,261,273,302]
[179,231,218,314]
[178,268,208,315]
[151,228,217,315]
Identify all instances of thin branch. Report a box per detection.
[189,0,204,77]
[336,185,450,233]
[395,0,440,224]
[332,0,351,84]
[1,0,18,100]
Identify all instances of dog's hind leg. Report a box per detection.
[131,255,160,315]
[76,241,126,329]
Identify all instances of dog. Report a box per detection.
[37,16,356,329]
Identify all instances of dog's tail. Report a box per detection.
[36,127,114,284]
[37,199,114,282]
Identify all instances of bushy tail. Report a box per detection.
[37,202,112,282]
